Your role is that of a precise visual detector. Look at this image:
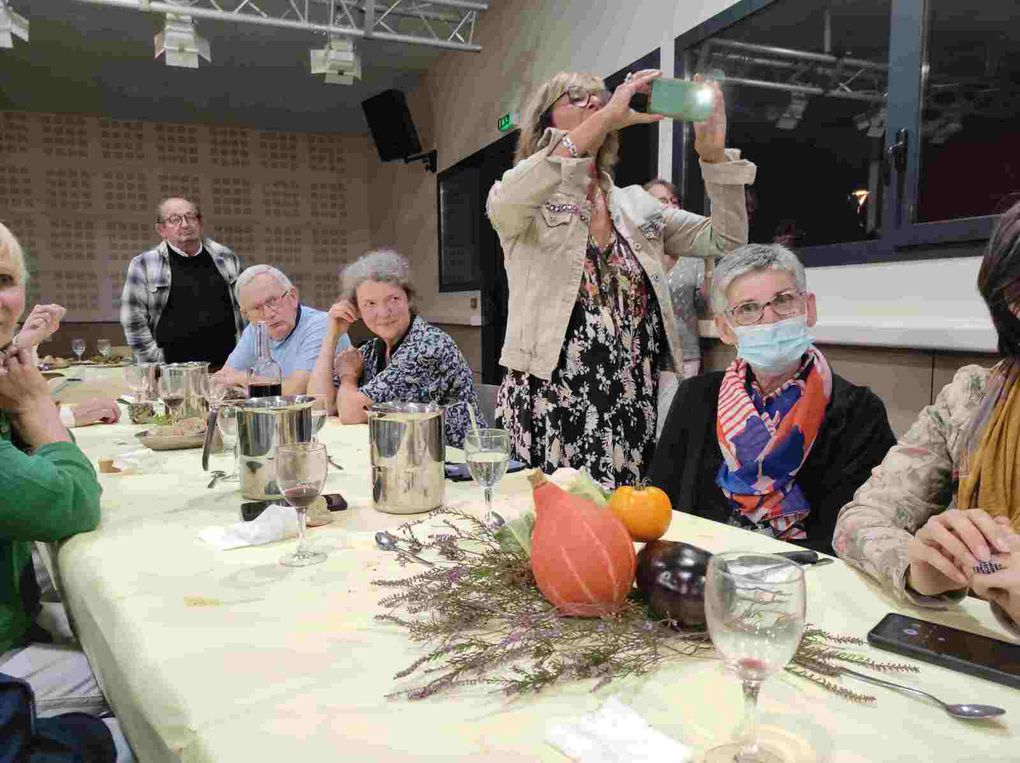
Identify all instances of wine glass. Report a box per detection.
[216,404,240,481]
[97,339,112,361]
[71,338,86,363]
[276,442,328,567]
[124,365,147,400]
[159,373,187,424]
[463,428,511,528]
[309,393,330,441]
[704,553,806,763]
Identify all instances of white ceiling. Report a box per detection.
[0,0,452,133]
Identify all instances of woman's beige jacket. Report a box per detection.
[486,127,756,380]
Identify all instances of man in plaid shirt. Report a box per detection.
[120,197,244,366]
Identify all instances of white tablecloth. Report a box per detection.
[52,373,1019,761]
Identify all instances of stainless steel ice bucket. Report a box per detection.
[236,395,313,500]
[368,402,445,514]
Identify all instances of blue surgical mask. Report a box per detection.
[731,315,812,374]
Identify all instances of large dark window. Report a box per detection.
[916,0,1020,223]
[675,0,1020,265]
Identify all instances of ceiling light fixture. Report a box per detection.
[0,0,29,49]
[154,11,210,68]
[310,35,361,85]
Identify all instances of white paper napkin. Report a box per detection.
[198,504,298,550]
[111,448,167,474]
[546,696,692,763]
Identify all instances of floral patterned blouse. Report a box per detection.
[334,315,483,447]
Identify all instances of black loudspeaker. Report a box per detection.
[361,89,423,161]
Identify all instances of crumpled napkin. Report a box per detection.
[111,448,167,474]
[198,504,298,550]
[546,696,691,763]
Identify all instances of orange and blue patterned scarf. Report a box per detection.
[715,348,832,540]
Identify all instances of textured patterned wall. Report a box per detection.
[0,111,373,321]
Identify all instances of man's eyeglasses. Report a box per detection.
[726,290,806,326]
[244,289,291,318]
[554,85,611,110]
[159,213,202,227]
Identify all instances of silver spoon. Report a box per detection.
[207,470,226,489]
[374,531,434,566]
[487,511,506,531]
[840,666,1005,719]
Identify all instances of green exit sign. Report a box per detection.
[497,112,517,133]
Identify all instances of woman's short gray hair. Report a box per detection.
[710,243,807,316]
[342,248,416,305]
[236,264,293,293]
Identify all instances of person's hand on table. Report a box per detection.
[971,530,1020,626]
[71,397,121,427]
[333,346,363,382]
[15,304,66,349]
[210,366,247,390]
[906,508,1013,596]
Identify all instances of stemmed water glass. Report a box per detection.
[704,553,806,763]
[71,338,86,363]
[463,428,511,528]
[159,373,187,424]
[216,404,240,481]
[276,442,328,567]
[124,365,147,400]
[97,339,112,361]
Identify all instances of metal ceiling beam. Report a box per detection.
[72,0,485,51]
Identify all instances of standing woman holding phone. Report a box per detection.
[486,69,756,487]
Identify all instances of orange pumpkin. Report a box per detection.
[608,484,672,542]
[529,471,636,617]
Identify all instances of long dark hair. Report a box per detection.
[978,201,1020,358]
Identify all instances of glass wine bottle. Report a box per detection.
[248,321,283,398]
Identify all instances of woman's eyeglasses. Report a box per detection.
[726,290,806,326]
[552,85,611,110]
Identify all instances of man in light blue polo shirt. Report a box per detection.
[211,265,350,395]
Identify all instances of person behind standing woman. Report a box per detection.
[120,197,243,367]
[487,69,756,487]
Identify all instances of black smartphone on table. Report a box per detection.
[240,493,348,522]
[867,612,1020,689]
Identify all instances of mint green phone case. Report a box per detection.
[648,78,714,122]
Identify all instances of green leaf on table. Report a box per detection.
[567,469,610,506]
[494,510,535,557]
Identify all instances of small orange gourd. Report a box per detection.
[528,471,636,617]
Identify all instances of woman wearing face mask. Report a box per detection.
[487,69,756,488]
[648,243,896,553]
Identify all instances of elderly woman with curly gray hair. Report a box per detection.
[308,248,483,447]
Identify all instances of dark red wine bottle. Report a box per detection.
[249,382,283,398]
[248,321,283,399]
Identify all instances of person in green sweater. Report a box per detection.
[0,222,130,758]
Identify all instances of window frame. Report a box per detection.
[673,0,1006,267]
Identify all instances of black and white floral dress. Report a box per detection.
[334,315,483,447]
[496,231,665,488]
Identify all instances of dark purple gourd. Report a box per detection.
[635,541,713,630]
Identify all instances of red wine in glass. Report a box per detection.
[282,484,320,509]
[249,382,282,398]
